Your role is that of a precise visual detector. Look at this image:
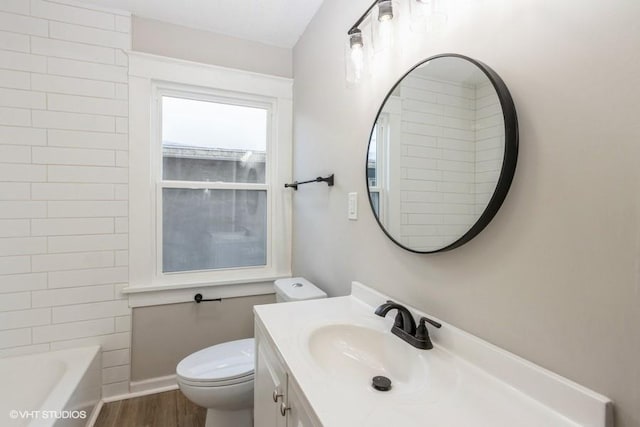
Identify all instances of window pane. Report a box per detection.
[162,96,267,183]
[162,188,267,273]
[370,191,380,217]
[367,124,377,187]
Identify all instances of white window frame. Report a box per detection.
[370,118,390,223]
[154,85,275,279]
[126,52,292,299]
[381,97,402,237]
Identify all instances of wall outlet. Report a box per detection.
[348,192,358,220]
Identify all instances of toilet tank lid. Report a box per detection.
[274,277,327,300]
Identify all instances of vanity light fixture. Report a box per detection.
[347,0,396,44]
[346,0,395,83]
[347,0,446,83]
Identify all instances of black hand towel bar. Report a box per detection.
[285,174,334,190]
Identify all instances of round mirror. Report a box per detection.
[366,54,518,253]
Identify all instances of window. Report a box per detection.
[368,102,401,238]
[128,53,292,293]
[368,121,387,220]
[159,94,270,274]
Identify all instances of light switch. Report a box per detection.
[348,192,358,220]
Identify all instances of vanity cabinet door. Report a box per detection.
[285,376,321,427]
[255,327,287,427]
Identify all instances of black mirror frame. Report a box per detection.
[366,53,519,254]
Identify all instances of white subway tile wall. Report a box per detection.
[396,74,504,251]
[0,0,131,398]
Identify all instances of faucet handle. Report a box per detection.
[415,316,441,342]
[420,316,442,329]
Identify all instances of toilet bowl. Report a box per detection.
[176,278,327,427]
[177,338,255,427]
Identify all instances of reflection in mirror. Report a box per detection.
[367,55,517,253]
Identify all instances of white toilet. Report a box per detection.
[176,278,327,427]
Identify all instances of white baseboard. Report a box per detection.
[129,374,178,394]
[102,375,178,403]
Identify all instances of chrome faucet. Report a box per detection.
[375,300,441,350]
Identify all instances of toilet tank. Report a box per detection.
[274,277,327,302]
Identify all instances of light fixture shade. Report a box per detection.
[377,0,393,22]
[372,0,401,52]
[345,28,370,85]
[349,28,363,49]
[410,0,448,33]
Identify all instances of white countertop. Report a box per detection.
[254,282,612,427]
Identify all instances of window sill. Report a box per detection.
[123,275,289,307]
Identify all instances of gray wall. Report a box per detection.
[131,294,275,381]
[132,16,292,78]
[292,1,640,426]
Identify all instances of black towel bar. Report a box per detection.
[285,174,334,190]
[194,293,222,303]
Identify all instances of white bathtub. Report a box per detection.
[0,346,101,427]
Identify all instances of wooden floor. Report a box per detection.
[94,390,206,427]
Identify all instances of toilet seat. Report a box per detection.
[177,338,255,387]
[179,372,254,388]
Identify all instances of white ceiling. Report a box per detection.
[82,0,325,48]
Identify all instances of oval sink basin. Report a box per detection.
[307,324,456,395]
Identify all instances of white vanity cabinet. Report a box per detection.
[253,284,613,427]
[284,376,319,427]
[255,321,321,427]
